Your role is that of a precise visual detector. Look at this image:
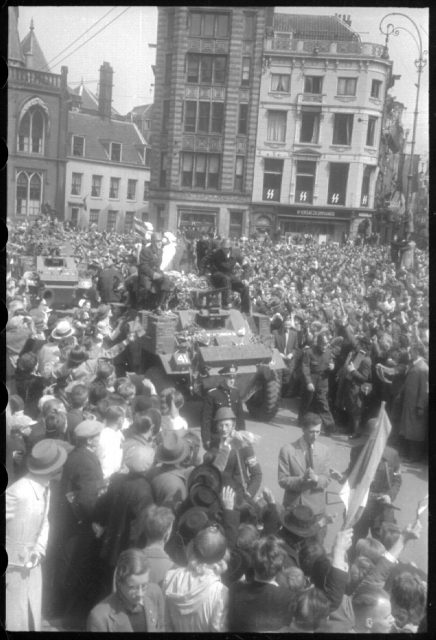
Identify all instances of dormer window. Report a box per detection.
[72,135,85,157]
[110,142,122,162]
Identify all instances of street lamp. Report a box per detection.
[379,13,427,238]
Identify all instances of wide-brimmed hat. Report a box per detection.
[188,463,222,494]
[281,505,320,538]
[124,446,155,473]
[214,406,236,423]
[27,439,67,475]
[189,483,222,513]
[67,347,89,367]
[74,419,103,439]
[94,305,111,322]
[177,507,211,543]
[155,431,189,464]
[51,320,75,340]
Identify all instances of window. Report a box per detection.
[18,108,45,154]
[271,74,290,92]
[184,101,224,133]
[71,173,82,196]
[211,102,224,133]
[241,58,251,86]
[234,157,244,192]
[238,104,248,135]
[371,79,382,99]
[16,171,43,216]
[184,101,197,132]
[304,76,323,94]
[167,8,175,40]
[145,147,151,168]
[328,163,349,205]
[300,110,320,143]
[230,211,243,238]
[107,210,118,232]
[110,142,122,162]
[180,153,221,189]
[89,209,100,226]
[109,177,120,199]
[162,100,170,132]
[366,116,377,147]
[189,11,229,38]
[160,153,168,187]
[164,54,172,85]
[127,179,137,200]
[198,102,210,132]
[263,158,283,201]
[125,211,135,233]
[332,114,353,145]
[71,135,85,157]
[91,175,102,197]
[361,166,372,207]
[267,111,287,142]
[337,77,357,96]
[186,54,227,85]
[243,13,255,39]
[295,161,317,204]
[71,207,79,228]
[143,180,150,200]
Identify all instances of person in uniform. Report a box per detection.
[137,233,172,312]
[331,417,402,558]
[210,239,250,313]
[201,364,245,450]
[298,333,336,434]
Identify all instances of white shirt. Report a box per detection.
[97,427,124,480]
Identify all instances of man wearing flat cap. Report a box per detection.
[201,364,245,450]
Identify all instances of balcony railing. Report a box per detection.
[265,37,387,59]
[9,66,62,89]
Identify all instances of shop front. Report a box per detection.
[177,207,218,234]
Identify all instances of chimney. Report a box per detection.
[98,61,113,119]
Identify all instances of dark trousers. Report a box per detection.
[210,272,250,313]
[299,386,335,432]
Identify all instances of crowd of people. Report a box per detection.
[5,214,428,632]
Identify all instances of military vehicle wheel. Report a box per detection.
[246,372,281,420]
[144,366,173,395]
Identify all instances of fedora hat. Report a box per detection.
[67,347,89,367]
[51,320,75,341]
[74,419,104,439]
[177,507,210,543]
[27,439,67,475]
[189,483,222,513]
[188,463,222,494]
[155,431,189,465]
[214,406,236,423]
[281,505,320,538]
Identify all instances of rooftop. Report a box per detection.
[21,19,51,71]
[70,81,120,117]
[273,13,359,42]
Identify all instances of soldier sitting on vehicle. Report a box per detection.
[137,233,173,313]
[201,364,245,451]
[210,239,250,314]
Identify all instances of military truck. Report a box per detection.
[138,294,286,420]
[36,254,79,309]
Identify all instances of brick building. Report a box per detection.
[149,6,267,237]
[7,8,69,223]
[251,12,395,242]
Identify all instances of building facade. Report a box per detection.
[7,8,69,223]
[64,63,151,233]
[251,13,394,242]
[149,6,267,237]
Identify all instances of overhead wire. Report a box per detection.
[42,6,119,70]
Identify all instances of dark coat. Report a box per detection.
[97,266,123,303]
[301,346,333,389]
[149,465,191,511]
[94,472,154,568]
[228,581,294,632]
[138,245,162,280]
[399,358,428,442]
[210,248,236,275]
[273,328,300,357]
[87,588,165,632]
[60,445,105,527]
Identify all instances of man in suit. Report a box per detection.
[273,316,301,397]
[398,343,428,462]
[299,332,336,434]
[6,439,67,631]
[210,238,250,313]
[278,412,331,522]
[97,258,124,304]
[201,364,245,450]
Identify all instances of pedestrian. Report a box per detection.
[6,439,67,631]
[149,431,192,511]
[397,343,428,461]
[137,505,176,586]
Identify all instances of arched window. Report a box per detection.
[18,107,45,154]
[16,171,43,217]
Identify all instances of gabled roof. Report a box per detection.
[70,82,120,117]
[127,103,153,119]
[68,111,146,166]
[8,7,25,66]
[21,20,50,71]
[273,13,359,42]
